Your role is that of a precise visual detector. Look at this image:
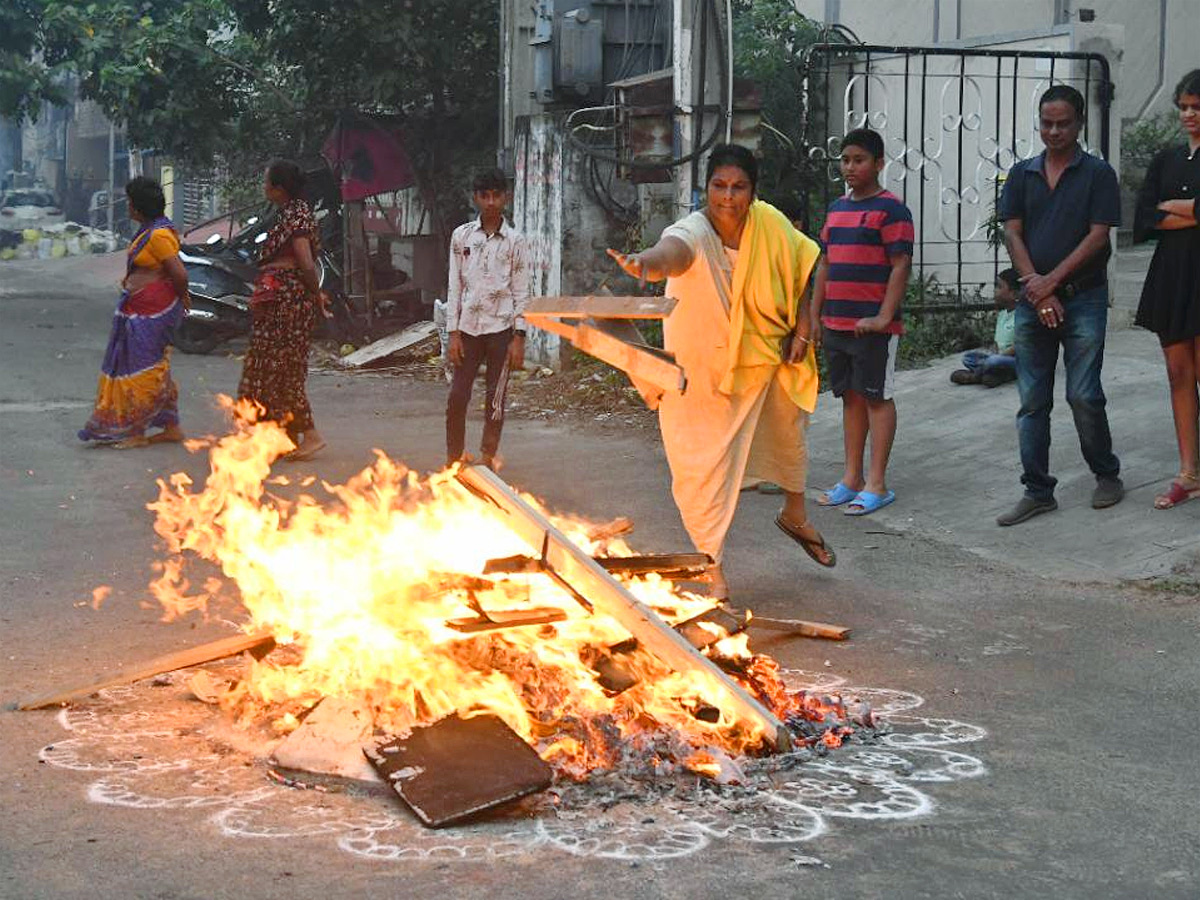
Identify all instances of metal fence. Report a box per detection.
[176,174,220,230]
[801,43,1114,310]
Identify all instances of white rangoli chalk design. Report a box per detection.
[37,666,988,866]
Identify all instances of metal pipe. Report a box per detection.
[692,0,709,200]
[724,0,733,142]
[107,122,115,236]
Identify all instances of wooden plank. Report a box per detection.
[455,465,791,751]
[522,313,576,340]
[339,320,437,368]
[574,322,686,394]
[748,615,851,641]
[525,313,684,405]
[483,552,710,580]
[18,631,276,710]
[525,294,677,319]
[365,713,552,828]
[445,607,568,633]
[585,517,634,542]
[595,553,712,580]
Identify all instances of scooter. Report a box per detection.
[175,239,255,354]
[175,215,352,354]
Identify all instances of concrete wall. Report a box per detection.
[798,0,1190,124]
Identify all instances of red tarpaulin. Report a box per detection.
[321,119,416,202]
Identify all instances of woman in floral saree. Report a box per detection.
[237,159,328,460]
[79,176,189,447]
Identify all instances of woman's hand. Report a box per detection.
[316,289,332,319]
[785,330,811,363]
[606,247,651,282]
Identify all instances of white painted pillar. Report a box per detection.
[672,0,694,218]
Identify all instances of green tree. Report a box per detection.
[1,2,63,121]
[731,0,825,213]
[2,0,500,233]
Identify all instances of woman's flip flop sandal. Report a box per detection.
[844,489,896,516]
[1154,478,1200,510]
[284,439,327,462]
[774,515,837,568]
[819,482,858,507]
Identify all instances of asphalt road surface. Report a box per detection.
[1,254,1197,899]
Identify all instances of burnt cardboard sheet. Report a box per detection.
[364,713,552,828]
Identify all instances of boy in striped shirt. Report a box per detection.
[811,128,914,516]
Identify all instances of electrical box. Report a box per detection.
[557,8,604,100]
[530,3,605,106]
[531,0,555,103]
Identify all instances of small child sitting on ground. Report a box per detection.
[951,268,1018,387]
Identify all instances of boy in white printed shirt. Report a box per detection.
[445,168,531,468]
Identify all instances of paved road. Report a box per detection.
[1,254,1197,899]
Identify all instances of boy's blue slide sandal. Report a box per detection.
[819,482,858,507]
[844,489,896,516]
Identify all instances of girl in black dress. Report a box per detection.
[1134,70,1200,509]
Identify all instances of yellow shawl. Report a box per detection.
[718,200,821,412]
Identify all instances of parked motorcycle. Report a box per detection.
[174,169,429,354]
[175,235,256,354]
[175,211,352,354]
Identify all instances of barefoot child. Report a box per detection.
[811,128,913,516]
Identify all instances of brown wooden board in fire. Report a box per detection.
[364,713,552,828]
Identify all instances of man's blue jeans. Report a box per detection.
[1014,287,1120,501]
[962,350,1016,376]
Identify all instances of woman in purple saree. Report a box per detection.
[79,176,190,447]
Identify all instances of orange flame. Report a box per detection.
[145,399,853,774]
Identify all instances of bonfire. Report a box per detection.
[133,400,871,823]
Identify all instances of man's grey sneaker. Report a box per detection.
[950,369,981,385]
[996,496,1058,526]
[1092,476,1125,509]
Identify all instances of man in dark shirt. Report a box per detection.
[996,84,1123,526]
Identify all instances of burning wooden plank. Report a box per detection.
[596,552,712,580]
[17,631,276,711]
[364,713,552,828]
[593,605,750,694]
[444,590,568,633]
[456,464,792,752]
[748,615,851,642]
[483,551,711,581]
[585,516,634,543]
